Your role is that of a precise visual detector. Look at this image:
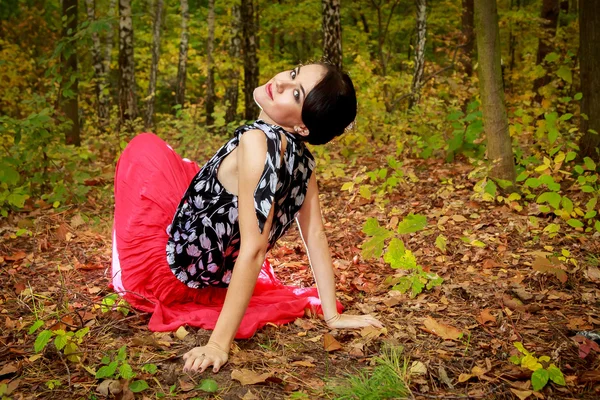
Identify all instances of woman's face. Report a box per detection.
[254,64,327,131]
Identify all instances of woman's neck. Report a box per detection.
[256,111,293,133]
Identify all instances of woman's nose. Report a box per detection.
[275,79,291,92]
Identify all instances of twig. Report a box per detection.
[412,383,506,399]
[57,351,72,388]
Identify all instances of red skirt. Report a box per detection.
[112,133,342,338]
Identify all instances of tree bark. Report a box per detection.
[175,0,189,108]
[578,0,600,161]
[144,0,164,130]
[460,0,474,76]
[322,0,343,69]
[225,4,242,125]
[118,0,138,127]
[474,0,516,183]
[409,0,427,109]
[85,0,111,130]
[532,0,559,101]
[61,0,80,146]
[241,0,259,120]
[205,0,216,128]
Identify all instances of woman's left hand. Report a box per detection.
[325,313,383,329]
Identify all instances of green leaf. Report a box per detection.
[388,250,418,270]
[583,157,597,171]
[28,320,44,335]
[35,330,53,353]
[117,345,127,362]
[584,210,597,219]
[484,179,497,196]
[96,361,118,379]
[561,196,574,213]
[581,185,595,193]
[361,218,393,259]
[119,362,135,380]
[197,379,218,393]
[435,234,447,253]
[359,185,371,199]
[54,333,68,351]
[383,238,406,268]
[525,178,541,188]
[537,192,562,209]
[556,66,572,84]
[532,368,550,391]
[574,92,583,101]
[129,380,149,393]
[547,364,566,385]
[544,52,559,63]
[567,219,583,228]
[392,277,412,293]
[397,213,427,234]
[141,364,158,374]
[75,327,89,339]
[410,275,425,297]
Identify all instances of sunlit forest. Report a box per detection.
[1,0,599,398]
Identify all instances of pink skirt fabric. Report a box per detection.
[111,133,342,339]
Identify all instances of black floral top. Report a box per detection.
[166,120,316,288]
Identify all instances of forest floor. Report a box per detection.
[1,145,600,400]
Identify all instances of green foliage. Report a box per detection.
[363,215,443,298]
[445,101,486,162]
[33,326,90,362]
[101,294,130,316]
[510,342,566,392]
[196,379,219,393]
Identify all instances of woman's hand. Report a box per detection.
[325,313,383,330]
[182,341,229,373]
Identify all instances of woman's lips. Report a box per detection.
[266,83,273,100]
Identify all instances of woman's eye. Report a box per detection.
[293,90,300,101]
[290,70,296,79]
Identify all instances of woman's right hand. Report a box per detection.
[182,341,229,373]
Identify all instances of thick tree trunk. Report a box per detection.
[241,0,259,120]
[225,4,242,125]
[532,0,559,101]
[175,0,189,108]
[409,0,427,109]
[475,0,516,183]
[86,0,112,129]
[61,0,80,146]
[145,0,164,130]
[578,0,600,161]
[118,0,138,126]
[205,0,216,128]
[461,0,474,76]
[322,0,343,69]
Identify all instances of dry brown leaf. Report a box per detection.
[175,326,189,340]
[306,334,322,343]
[452,215,467,222]
[409,361,427,375]
[178,377,195,392]
[0,363,18,378]
[421,316,463,340]
[241,390,259,400]
[482,258,499,269]
[291,360,315,368]
[71,213,85,228]
[359,326,387,339]
[96,379,122,396]
[4,251,26,261]
[476,309,496,325]
[231,369,272,385]
[587,266,600,282]
[510,388,533,400]
[567,317,593,331]
[458,373,473,383]
[323,333,342,352]
[471,365,487,377]
[56,223,70,242]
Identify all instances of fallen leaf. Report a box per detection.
[97,379,122,396]
[359,326,387,339]
[476,309,496,325]
[291,361,315,368]
[13,282,26,295]
[306,334,322,343]
[409,361,427,376]
[175,326,189,340]
[587,266,600,282]
[452,215,467,222]
[56,224,70,242]
[2,378,20,396]
[0,364,18,378]
[572,335,600,358]
[471,365,487,377]
[178,377,195,392]
[482,259,499,269]
[421,316,463,340]
[512,286,533,302]
[241,390,259,400]
[458,373,473,383]
[231,369,272,385]
[510,388,533,400]
[579,370,600,383]
[438,365,454,389]
[71,214,85,228]
[4,251,26,261]
[323,333,342,352]
[567,317,593,331]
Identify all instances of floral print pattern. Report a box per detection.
[166,120,315,288]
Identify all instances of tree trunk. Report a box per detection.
[475,0,515,183]
[460,0,474,76]
[322,0,342,69]
[409,0,427,109]
[85,0,109,130]
[205,0,216,128]
[225,4,242,125]
[144,0,164,130]
[532,0,559,102]
[118,0,138,127]
[241,0,259,120]
[578,0,600,161]
[175,0,189,108]
[61,0,80,146]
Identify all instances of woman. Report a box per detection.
[112,63,382,374]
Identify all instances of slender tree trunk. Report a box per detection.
[322,0,343,69]
[205,0,216,128]
[578,0,600,161]
[460,0,474,76]
[409,0,427,109]
[118,0,138,127]
[475,0,516,183]
[532,0,559,102]
[175,0,189,108]
[86,0,111,129]
[144,0,164,130]
[225,4,242,125]
[61,0,80,146]
[241,0,259,120]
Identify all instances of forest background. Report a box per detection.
[1,0,600,399]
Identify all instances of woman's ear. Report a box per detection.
[294,125,309,138]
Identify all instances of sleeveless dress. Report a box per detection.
[111,121,342,338]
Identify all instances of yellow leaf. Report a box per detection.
[510,388,533,400]
[458,373,473,383]
[323,333,342,352]
[231,369,272,385]
[175,326,188,340]
[421,316,463,340]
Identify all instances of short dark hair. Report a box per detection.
[301,63,357,145]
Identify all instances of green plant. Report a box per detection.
[326,345,409,400]
[96,345,149,393]
[32,325,89,362]
[101,293,130,316]
[509,342,566,391]
[363,215,443,298]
